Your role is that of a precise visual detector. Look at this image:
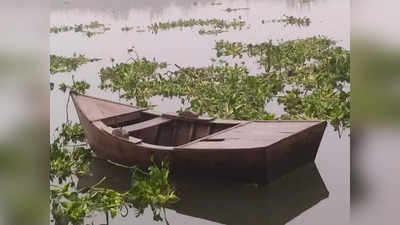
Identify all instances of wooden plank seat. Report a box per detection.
[162,113,216,123]
[101,110,147,127]
[123,117,172,134]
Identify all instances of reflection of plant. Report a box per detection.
[50,122,178,225]
[199,29,227,35]
[50,54,101,75]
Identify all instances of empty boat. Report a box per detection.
[71,91,327,183]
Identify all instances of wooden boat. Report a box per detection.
[71,91,327,183]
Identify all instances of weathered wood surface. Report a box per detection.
[123,117,171,133]
[162,113,216,122]
[71,91,327,183]
[176,121,323,150]
[71,91,145,122]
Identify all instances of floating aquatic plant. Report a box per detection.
[59,80,90,95]
[215,36,350,133]
[50,121,178,225]
[148,18,246,34]
[50,21,111,37]
[211,2,223,6]
[121,26,134,32]
[223,7,250,13]
[99,57,168,107]
[50,54,101,75]
[99,36,349,134]
[262,15,311,27]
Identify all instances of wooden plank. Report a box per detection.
[162,113,216,122]
[193,124,211,140]
[175,121,193,146]
[157,123,174,146]
[177,121,323,150]
[101,111,143,126]
[176,122,250,149]
[124,117,171,134]
[188,124,195,141]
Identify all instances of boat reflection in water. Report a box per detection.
[78,158,328,225]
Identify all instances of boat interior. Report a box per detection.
[101,110,239,146]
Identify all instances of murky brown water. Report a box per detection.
[50,0,349,224]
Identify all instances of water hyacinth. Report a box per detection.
[99,36,349,134]
[50,122,178,225]
[262,15,311,27]
[214,36,350,134]
[50,21,111,37]
[148,18,246,34]
[99,57,168,107]
[50,54,101,75]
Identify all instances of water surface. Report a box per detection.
[50,0,349,224]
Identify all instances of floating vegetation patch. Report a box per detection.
[148,18,246,34]
[50,54,101,75]
[100,60,277,120]
[215,36,350,134]
[223,7,250,13]
[211,1,223,6]
[121,26,134,32]
[59,80,90,94]
[99,36,349,135]
[262,15,311,27]
[99,57,168,107]
[50,121,178,225]
[50,21,111,37]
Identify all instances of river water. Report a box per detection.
[50,0,349,224]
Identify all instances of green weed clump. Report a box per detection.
[148,18,246,34]
[50,122,177,225]
[50,54,101,75]
[99,36,349,134]
[50,21,111,37]
[215,36,350,134]
[262,15,311,27]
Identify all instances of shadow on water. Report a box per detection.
[78,158,328,225]
[171,162,328,225]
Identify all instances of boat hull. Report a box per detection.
[72,92,327,183]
